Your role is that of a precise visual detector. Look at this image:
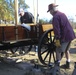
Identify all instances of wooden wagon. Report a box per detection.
[0,24,56,66]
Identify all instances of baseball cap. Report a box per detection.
[18,8,24,14]
[47,3,58,12]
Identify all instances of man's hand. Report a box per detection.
[55,40,61,47]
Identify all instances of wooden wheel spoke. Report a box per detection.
[43,51,49,61]
[41,48,48,55]
[53,37,55,42]
[53,52,55,62]
[49,33,52,42]
[48,52,51,64]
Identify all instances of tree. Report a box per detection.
[0,0,29,24]
[39,18,50,24]
[18,0,29,9]
[0,0,14,23]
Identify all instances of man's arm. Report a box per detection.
[52,17,61,39]
[20,17,23,24]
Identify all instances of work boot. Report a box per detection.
[61,61,70,69]
[55,60,60,66]
[66,61,70,69]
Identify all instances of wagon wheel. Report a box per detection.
[10,45,32,55]
[38,29,56,66]
[10,27,32,55]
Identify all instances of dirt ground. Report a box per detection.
[0,39,76,75]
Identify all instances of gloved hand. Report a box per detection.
[55,40,61,47]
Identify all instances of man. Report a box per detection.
[47,3,75,69]
[18,8,34,37]
[19,8,34,24]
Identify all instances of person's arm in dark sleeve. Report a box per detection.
[52,17,61,40]
[20,17,23,24]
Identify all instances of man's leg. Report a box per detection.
[55,48,62,66]
[56,50,61,61]
[61,42,71,69]
[64,50,70,68]
[65,50,70,62]
[55,42,71,68]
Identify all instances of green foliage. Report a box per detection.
[0,0,29,23]
[18,0,29,9]
[39,19,50,24]
[0,0,14,22]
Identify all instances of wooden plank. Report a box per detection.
[38,24,53,38]
[0,27,3,41]
[3,26,16,41]
[0,38,38,50]
[0,26,16,41]
[0,25,37,41]
[42,24,53,31]
[18,26,26,39]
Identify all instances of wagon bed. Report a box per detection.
[0,24,53,50]
[0,24,56,66]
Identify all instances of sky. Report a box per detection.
[25,0,76,22]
